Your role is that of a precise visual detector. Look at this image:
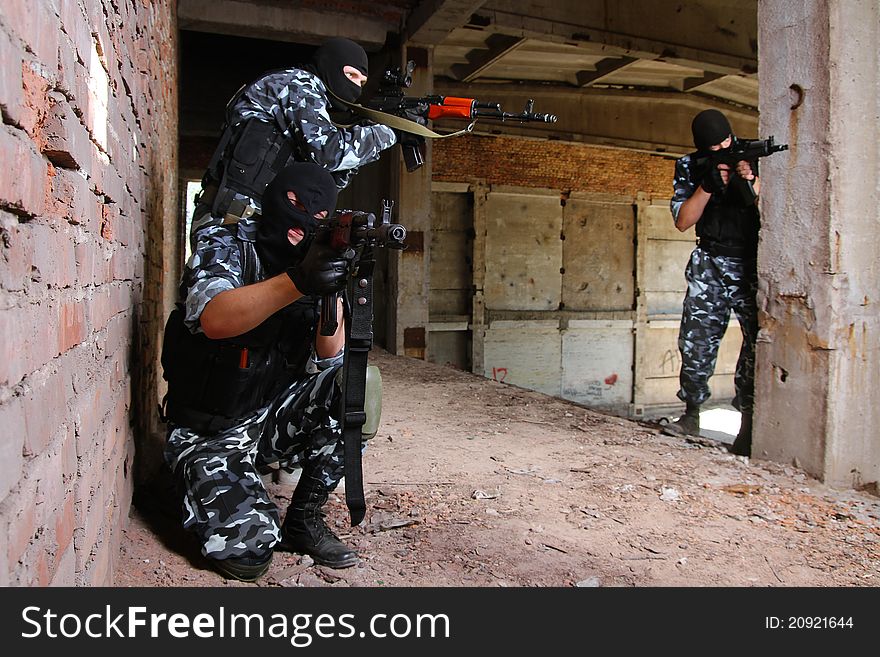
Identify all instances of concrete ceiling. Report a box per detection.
[177,0,759,154]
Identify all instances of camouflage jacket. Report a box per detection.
[229,67,395,185]
[191,68,397,236]
[670,152,760,250]
[669,154,697,223]
[670,152,761,222]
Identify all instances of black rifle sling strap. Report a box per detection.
[340,248,375,526]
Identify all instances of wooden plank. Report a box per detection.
[643,202,694,241]
[483,325,561,396]
[633,192,649,409]
[642,321,745,380]
[643,239,694,292]
[428,330,470,370]
[484,192,562,311]
[471,185,489,376]
[429,288,471,317]
[562,198,635,311]
[561,325,633,407]
[430,231,472,290]
[641,374,735,406]
[645,290,685,317]
[642,325,682,379]
[430,191,473,317]
[431,191,472,231]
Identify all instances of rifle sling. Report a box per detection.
[341,268,375,526]
[328,91,474,139]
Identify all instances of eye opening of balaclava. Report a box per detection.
[691,109,733,152]
[255,162,338,277]
[310,37,369,108]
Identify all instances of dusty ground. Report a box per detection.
[118,348,880,588]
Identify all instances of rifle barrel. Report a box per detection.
[473,108,558,123]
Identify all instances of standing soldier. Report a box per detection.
[661,109,760,457]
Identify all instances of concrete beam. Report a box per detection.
[472,0,758,75]
[177,0,391,48]
[576,57,639,87]
[680,71,725,92]
[406,0,489,46]
[451,34,527,82]
[433,80,757,155]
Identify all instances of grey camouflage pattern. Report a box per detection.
[168,216,348,560]
[670,154,697,221]
[676,247,758,413]
[181,220,261,332]
[165,363,347,560]
[192,68,396,237]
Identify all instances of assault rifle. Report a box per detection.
[360,60,558,172]
[316,200,407,336]
[313,200,406,526]
[692,136,789,203]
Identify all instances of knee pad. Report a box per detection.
[362,365,383,440]
[334,365,383,440]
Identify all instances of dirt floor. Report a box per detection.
[118,348,880,588]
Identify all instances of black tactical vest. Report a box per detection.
[695,170,761,254]
[161,236,318,433]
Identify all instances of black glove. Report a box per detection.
[402,102,429,127]
[700,166,726,194]
[286,240,350,296]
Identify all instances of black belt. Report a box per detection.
[162,396,246,434]
[698,239,754,259]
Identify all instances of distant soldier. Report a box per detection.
[661,109,760,457]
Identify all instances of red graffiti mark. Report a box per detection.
[604,373,618,386]
[492,367,508,383]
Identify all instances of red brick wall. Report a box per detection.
[0,0,177,586]
[434,135,676,198]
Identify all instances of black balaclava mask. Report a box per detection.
[255,162,338,277]
[691,109,733,152]
[310,37,368,108]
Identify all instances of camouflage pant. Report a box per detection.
[677,247,758,413]
[164,365,344,560]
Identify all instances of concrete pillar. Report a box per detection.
[756,0,879,490]
[386,46,432,358]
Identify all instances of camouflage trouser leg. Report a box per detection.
[677,248,758,412]
[730,273,759,414]
[258,364,347,489]
[164,364,344,560]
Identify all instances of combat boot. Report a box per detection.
[277,475,359,569]
[729,411,753,457]
[661,403,701,438]
[208,551,273,582]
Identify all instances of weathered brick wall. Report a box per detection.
[434,135,675,198]
[0,0,177,586]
